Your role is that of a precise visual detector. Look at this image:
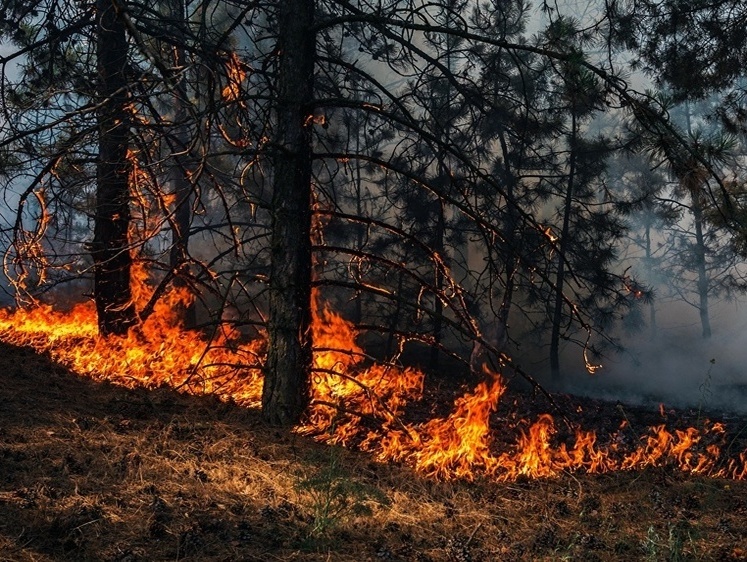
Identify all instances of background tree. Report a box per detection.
[609,0,747,103]
[608,152,674,340]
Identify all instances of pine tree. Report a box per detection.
[262,0,316,426]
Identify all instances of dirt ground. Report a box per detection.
[1,342,747,561]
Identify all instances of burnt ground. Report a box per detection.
[1,342,747,561]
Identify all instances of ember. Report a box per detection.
[0,275,746,483]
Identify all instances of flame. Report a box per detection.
[221,51,248,102]
[0,273,745,483]
[543,225,558,243]
[302,292,424,446]
[126,149,175,244]
[369,376,504,481]
[0,264,266,407]
[3,189,51,303]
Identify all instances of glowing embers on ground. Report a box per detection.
[0,278,746,482]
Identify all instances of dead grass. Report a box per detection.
[1,343,746,561]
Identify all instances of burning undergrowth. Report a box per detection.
[1,272,747,484]
[2,335,747,560]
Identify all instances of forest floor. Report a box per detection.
[1,342,747,561]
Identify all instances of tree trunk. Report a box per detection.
[550,112,577,379]
[354,122,364,324]
[429,197,446,372]
[262,0,315,426]
[692,196,712,339]
[496,171,519,350]
[643,221,657,339]
[386,268,406,357]
[93,0,137,336]
[166,0,196,328]
[682,108,711,339]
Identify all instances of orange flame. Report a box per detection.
[0,265,266,407]
[0,273,745,483]
[368,376,504,481]
[221,51,248,102]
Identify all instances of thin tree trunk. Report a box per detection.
[682,106,711,339]
[386,268,405,357]
[428,7,455,373]
[166,0,196,328]
[262,0,315,426]
[496,171,519,348]
[550,112,577,379]
[429,197,446,372]
[93,0,137,336]
[354,117,364,323]
[692,197,712,338]
[644,221,657,339]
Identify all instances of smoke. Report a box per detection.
[561,298,747,415]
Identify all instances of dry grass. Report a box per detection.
[1,343,746,561]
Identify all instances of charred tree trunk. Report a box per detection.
[166,0,196,328]
[93,0,137,336]
[496,168,519,349]
[262,0,315,426]
[485,73,516,349]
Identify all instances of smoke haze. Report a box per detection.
[559,299,747,414]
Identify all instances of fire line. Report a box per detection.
[0,271,745,482]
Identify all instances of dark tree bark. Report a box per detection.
[93,0,137,336]
[693,208,711,338]
[166,0,196,328]
[550,111,578,380]
[643,221,658,339]
[687,172,712,339]
[428,195,446,372]
[262,0,315,426]
[681,109,712,339]
[495,175,519,348]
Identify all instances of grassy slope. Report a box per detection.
[0,343,746,561]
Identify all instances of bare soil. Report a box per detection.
[1,342,747,561]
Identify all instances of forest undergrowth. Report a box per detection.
[1,343,746,561]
